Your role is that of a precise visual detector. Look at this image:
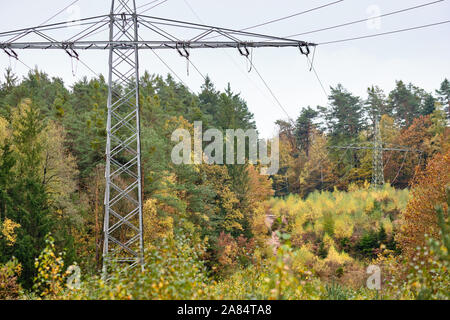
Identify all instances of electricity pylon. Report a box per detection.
[329,118,422,188]
[0,0,315,275]
[372,116,384,187]
[103,0,144,273]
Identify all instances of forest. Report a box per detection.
[0,67,449,300]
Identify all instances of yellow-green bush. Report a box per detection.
[271,184,408,246]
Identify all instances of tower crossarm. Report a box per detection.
[0,40,312,50]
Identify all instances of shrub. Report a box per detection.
[33,234,67,298]
[63,231,213,300]
[0,257,22,300]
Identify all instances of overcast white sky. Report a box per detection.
[0,0,449,137]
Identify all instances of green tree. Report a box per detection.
[295,106,318,157]
[320,84,364,145]
[436,78,450,120]
[388,81,422,127]
[7,100,52,287]
[421,94,436,116]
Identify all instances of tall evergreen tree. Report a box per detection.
[198,76,220,128]
[388,81,422,127]
[436,78,450,120]
[421,94,436,116]
[7,99,52,287]
[320,84,364,145]
[295,106,318,156]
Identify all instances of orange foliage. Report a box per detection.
[385,116,432,187]
[396,150,450,258]
[247,164,274,202]
[216,232,255,275]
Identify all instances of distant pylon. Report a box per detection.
[371,116,384,188]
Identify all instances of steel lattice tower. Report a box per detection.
[103,0,144,273]
[330,116,421,188]
[371,116,384,188]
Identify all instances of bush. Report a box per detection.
[0,257,22,300]
[63,231,213,300]
[33,234,67,298]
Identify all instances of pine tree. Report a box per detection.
[436,78,450,120]
[198,76,220,127]
[295,106,318,157]
[320,84,364,145]
[388,81,422,127]
[421,94,436,116]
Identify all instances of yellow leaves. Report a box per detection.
[11,98,33,137]
[334,216,354,239]
[324,246,353,265]
[396,150,450,258]
[41,121,79,199]
[0,116,10,152]
[291,245,315,272]
[247,164,274,202]
[364,200,375,214]
[0,218,20,246]
[33,235,69,298]
[143,198,174,243]
[381,217,394,236]
[322,234,335,251]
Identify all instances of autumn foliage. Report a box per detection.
[396,150,450,258]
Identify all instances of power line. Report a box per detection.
[0,20,105,39]
[239,0,344,32]
[66,17,110,42]
[78,58,100,77]
[7,0,82,43]
[138,30,199,92]
[391,151,409,184]
[203,0,344,40]
[3,0,101,80]
[17,57,33,71]
[139,14,315,44]
[306,54,329,100]
[40,0,81,26]
[247,59,294,122]
[137,0,161,10]
[178,0,445,109]
[319,20,450,45]
[181,0,294,121]
[0,15,109,37]
[181,0,278,108]
[287,0,445,38]
[139,0,170,15]
[139,18,207,81]
[187,58,207,81]
[182,0,203,23]
[147,48,188,86]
